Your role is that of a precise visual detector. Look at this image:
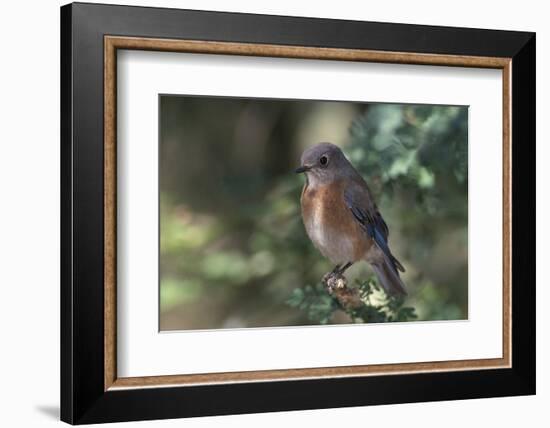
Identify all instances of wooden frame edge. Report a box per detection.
[502,61,513,369]
[106,35,511,68]
[104,37,117,390]
[110,357,508,390]
[103,35,512,391]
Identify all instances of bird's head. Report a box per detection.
[295,142,352,185]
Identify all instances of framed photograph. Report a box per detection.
[60,2,535,424]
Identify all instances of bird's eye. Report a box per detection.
[319,155,329,167]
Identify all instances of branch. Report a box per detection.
[322,272,364,310]
[286,272,417,325]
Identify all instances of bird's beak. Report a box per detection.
[295,165,311,174]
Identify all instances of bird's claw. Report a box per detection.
[322,271,347,294]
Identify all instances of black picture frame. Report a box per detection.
[61,2,535,424]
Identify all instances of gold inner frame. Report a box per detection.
[104,35,512,391]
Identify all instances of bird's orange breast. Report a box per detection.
[300,180,370,263]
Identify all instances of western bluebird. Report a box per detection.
[295,142,406,295]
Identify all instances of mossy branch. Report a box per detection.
[287,273,417,325]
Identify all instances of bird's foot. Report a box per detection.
[322,271,363,309]
[322,271,347,294]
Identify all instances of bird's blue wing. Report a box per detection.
[344,185,405,273]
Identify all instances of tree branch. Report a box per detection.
[322,272,364,309]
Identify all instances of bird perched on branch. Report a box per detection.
[296,142,407,296]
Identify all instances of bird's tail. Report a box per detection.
[371,260,407,296]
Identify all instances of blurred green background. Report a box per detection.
[159,95,468,331]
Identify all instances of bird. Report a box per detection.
[295,142,407,296]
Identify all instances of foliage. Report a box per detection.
[286,277,418,325]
